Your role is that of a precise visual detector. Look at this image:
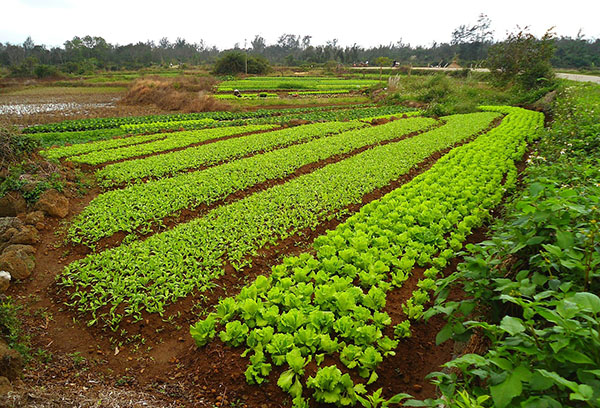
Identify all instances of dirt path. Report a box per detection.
[556,72,600,84]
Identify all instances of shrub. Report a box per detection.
[487,28,555,90]
[213,51,270,75]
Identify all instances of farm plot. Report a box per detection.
[59,111,500,330]
[94,121,367,186]
[68,116,439,244]
[216,77,382,92]
[189,106,543,407]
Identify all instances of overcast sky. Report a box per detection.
[2,0,599,49]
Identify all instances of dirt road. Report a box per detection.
[556,73,600,84]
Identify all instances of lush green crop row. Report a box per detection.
[95,121,366,186]
[217,77,381,92]
[68,124,277,166]
[23,104,370,134]
[29,128,127,148]
[59,110,497,329]
[40,132,172,160]
[68,116,440,244]
[119,118,217,134]
[188,106,543,407]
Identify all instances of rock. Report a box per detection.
[0,271,10,292]
[0,218,23,237]
[35,222,45,231]
[2,245,36,256]
[0,193,27,217]
[1,228,17,243]
[412,384,423,393]
[34,189,69,218]
[0,376,12,395]
[0,246,35,280]
[0,341,23,381]
[9,226,39,245]
[25,211,45,225]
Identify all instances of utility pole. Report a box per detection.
[244,38,248,75]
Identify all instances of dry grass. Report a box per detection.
[0,385,181,408]
[121,76,231,112]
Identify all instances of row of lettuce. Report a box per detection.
[418,83,600,407]
[67,117,439,244]
[187,106,544,407]
[58,111,499,332]
[216,77,382,92]
[31,105,415,147]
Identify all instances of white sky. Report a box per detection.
[2,0,599,49]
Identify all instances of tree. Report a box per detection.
[375,56,391,80]
[451,14,493,45]
[451,14,494,64]
[487,27,555,89]
[213,51,270,75]
[251,35,266,53]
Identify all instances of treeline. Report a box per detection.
[1,33,598,77]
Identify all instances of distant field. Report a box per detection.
[217,76,382,92]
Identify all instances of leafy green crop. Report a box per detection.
[189,106,542,407]
[68,124,277,165]
[60,111,496,330]
[68,117,437,244]
[95,121,366,186]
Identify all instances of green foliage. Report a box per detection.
[213,51,270,75]
[0,297,30,361]
[217,76,381,92]
[0,127,40,166]
[187,107,542,407]
[487,28,556,89]
[62,112,498,326]
[94,121,363,186]
[67,124,275,166]
[422,83,600,408]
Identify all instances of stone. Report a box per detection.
[9,226,39,245]
[0,376,12,395]
[0,193,27,217]
[1,228,17,243]
[25,211,45,225]
[34,189,69,218]
[35,222,45,231]
[2,245,36,256]
[0,218,22,237]
[0,246,35,280]
[0,341,23,382]
[0,271,9,292]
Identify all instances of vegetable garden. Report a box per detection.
[9,85,597,408]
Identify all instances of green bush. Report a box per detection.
[213,51,270,75]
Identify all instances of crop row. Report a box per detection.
[59,111,498,329]
[188,106,543,407]
[68,116,440,244]
[29,128,126,148]
[23,104,370,134]
[95,121,367,186]
[119,118,217,134]
[68,124,277,166]
[217,77,381,92]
